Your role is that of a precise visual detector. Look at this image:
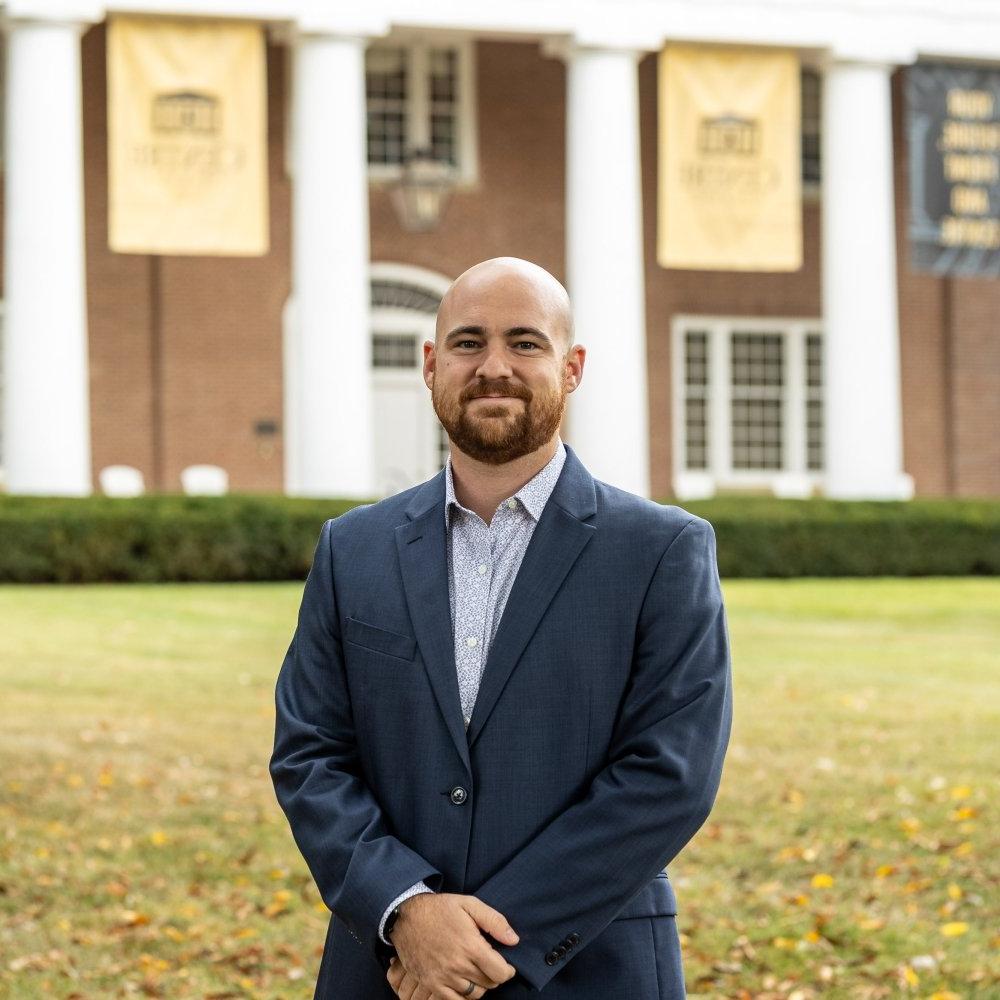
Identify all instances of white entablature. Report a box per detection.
[7,0,1000,63]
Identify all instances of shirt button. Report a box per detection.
[507,499,517,509]
[478,564,487,574]
[466,636,477,648]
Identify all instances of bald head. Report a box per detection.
[436,257,574,354]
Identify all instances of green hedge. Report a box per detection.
[0,494,357,584]
[682,497,1000,577]
[0,494,997,582]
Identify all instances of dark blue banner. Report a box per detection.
[907,62,1000,277]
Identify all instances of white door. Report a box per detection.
[371,313,444,498]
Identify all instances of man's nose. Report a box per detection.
[475,342,514,380]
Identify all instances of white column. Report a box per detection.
[2,16,92,495]
[564,45,650,498]
[287,30,374,498]
[821,59,913,499]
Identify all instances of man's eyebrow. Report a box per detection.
[444,325,553,345]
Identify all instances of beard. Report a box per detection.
[433,376,566,465]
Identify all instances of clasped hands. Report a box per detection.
[386,893,520,999]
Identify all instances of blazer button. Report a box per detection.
[555,944,567,958]
[544,951,559,966]
[449,786,468,805]
[567,933,580,946]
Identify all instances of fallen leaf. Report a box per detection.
[940,922,969,937]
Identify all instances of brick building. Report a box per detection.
[2,0,998,500]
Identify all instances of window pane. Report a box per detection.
[806,333,824,470]
[371,280,442,315]
[428,48,458,166]
[430,49,457,101]
[684,331,708,386]
[682,330,710,471]
[801,68,821,185]
[430,113,456,164]
[372,334,419,369]
[732,399,783,470]
[731,332,783,470]
[685,397,709,470]
[807,399,824,471]
[806,333,822,389]
[731,332,784,388]
[366,48,408,165]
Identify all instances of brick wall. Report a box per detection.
[81,23,291,494]
[892,69,1000,496]
[6,31,993,497]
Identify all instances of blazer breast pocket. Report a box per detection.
[343,616,417,663]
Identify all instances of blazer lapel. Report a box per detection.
[466,444,597,748]
[395,471,472,774]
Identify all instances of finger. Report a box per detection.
[399,971,419,1000]
[438,982,489,1000]
[462,897,519,946]
[471,941,517,984]
[388,959,406,991]
[460,956,502,990]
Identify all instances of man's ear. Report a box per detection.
[422,340,436,389]
[564,344,585,393]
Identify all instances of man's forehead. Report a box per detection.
[439,270,564,329]
[442,297,552,330]
[446,269,552,307]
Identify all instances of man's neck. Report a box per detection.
[449,437,560,525]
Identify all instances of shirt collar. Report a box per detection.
[445,438,566,528]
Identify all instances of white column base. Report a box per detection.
[672,471,716,501]
[826,473,915,502]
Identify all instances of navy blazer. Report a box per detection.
[270,443,733,998]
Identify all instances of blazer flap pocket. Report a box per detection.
[615,873,678,919]
[343,616,417,662]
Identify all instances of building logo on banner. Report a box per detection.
[658,45,801,272]
[107,16,268,256]
[907,63,1000,277]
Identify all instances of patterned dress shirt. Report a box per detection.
[377,439,568,943]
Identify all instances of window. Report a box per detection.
[673,317,823,497]
[366,48,408,167]
[801,67,821,189]
[372,333,419,369]
[730,332,785,471]
[365,40,477,183]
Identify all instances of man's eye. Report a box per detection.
[515,342,539,350]
[457,340,480,349]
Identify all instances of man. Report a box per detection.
[270,257,733,999]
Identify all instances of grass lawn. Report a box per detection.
[1,578,997,999]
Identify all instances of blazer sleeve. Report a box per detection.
[473,516,733,992]
[269,518,444,969]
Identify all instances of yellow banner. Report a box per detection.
[107,16,269,256]
[658,45,801,271]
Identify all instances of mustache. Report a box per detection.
[461,381,531,403]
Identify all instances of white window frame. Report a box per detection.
[671,315,824,499]
[365,36,478,187]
